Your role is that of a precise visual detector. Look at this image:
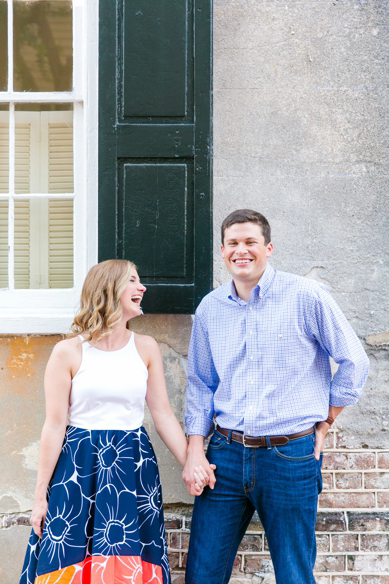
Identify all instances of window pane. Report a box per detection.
[0,199,8,288]
[14,104,73,194]
[0,0,7,91]
[13,0,72,92]
[14,197,73,289]
[0,105,9,194]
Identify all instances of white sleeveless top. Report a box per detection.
[69,333,148,430]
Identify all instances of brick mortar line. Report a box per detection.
[167,530,389,535]
[168,549,389,557]
[226,552,389,556]
[323,447,389,451]
[318,508,388,511]
[324,468,389,471]
[314,573,389,576]
[323,451,389,454]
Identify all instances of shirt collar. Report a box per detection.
[257,263,275,298]
[228,263,276,304]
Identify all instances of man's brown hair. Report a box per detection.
[221,209,271,245]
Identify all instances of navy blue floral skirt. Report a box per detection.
[20,426,171,584]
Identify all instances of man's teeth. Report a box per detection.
[234,259,251,264]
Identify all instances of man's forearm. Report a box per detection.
[188,434,206,452]
[315,405,344,460]
[327,405,344,424]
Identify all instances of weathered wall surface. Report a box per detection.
[1,1,388,583]
[213,0,389,450]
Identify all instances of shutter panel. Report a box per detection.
[14,199,30,288]
[0,200,7,288]
[15,124,30,194]
[48,198,73,288]
[0,119,8,194]
[0,118,8,287]
[99,0,212,313]
[48,119,73,288]
[48,121,74,193]
[14,123,31,287]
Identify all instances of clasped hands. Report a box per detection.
[182,447,216,496]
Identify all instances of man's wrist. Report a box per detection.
[188,434,206,452]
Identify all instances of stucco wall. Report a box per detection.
[1,1,388,583]
[213,0,389,449]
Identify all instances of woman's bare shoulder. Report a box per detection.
[133,333,160,367]
[51,336,83,361]
[133,332,158,351]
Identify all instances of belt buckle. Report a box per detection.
[242,434,258,448]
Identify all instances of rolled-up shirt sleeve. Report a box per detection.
[306,285,370,407]
[185,311,219,437]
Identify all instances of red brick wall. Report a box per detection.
[165,429,389,584]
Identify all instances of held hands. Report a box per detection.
[182,450,217,496]
[30,499,48,538]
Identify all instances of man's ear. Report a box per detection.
[266,242,274,258]
[220,244,225,259]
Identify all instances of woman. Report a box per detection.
[20,259,208,584]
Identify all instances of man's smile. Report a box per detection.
[232,258,253,265]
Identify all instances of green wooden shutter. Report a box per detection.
[99,0,212,313]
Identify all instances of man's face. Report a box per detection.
[221,222,274,286]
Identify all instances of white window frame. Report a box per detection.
[0,0,98,333]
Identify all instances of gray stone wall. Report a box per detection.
[213,0,389,449]
[1,1,388,583]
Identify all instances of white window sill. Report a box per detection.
[0,289,79,334]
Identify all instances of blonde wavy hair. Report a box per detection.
[70,259,136,343]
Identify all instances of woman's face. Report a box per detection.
[120,269,146,318]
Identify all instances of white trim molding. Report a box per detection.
[0,0,99,334]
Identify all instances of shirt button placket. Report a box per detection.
[247,303,255,434]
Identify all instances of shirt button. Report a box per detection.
[249,406,253,410]
[250,330,253,334]
[249,307,253,311]
[251,381,254,385]
[247,430,251,435]
[250,356,253,360]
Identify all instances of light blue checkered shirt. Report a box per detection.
[185,264,370,438]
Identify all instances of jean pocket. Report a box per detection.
[208,430,228,450]
[273,435,315,461]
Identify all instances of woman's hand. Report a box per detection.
[30,499,48,538]
[193,464,217,495]
[182,436,217,496]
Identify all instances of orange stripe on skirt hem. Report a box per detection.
[35,556,164,584]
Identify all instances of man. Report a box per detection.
[182,209,369,584]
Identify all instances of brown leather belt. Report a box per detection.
[216,425,315,448]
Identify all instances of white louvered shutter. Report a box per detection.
[14,120,32,288]
[14,199,30,288]
[0,115,8,194]
[0,115,9,287]
[10,111,74,289]
[48,117,73,288]
[0,200,7,288]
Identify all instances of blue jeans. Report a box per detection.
[186,430,322,584]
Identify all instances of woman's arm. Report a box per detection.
[30,339,77,537]
[142,336,188,467]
